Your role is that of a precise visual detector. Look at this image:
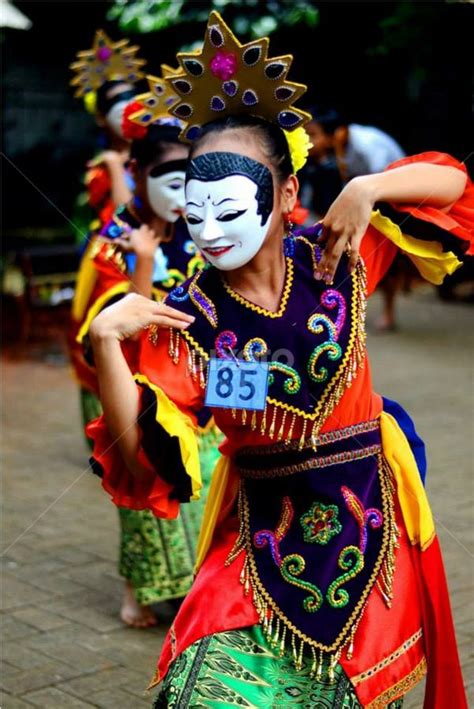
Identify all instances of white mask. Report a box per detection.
[185,174,273,270]
[146,170,185,222]
[105,100,129,139]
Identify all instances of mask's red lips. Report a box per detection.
[204,245,234,257]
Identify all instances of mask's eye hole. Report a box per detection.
[186,214,203,225]
[217,209,247,222]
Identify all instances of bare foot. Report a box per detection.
[374,313,398,332]
[120,582,157,628]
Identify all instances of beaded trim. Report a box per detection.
[237,444,382,479]
[236,419,379,458]
[222,256,294,318]
[366,656,427,709]
[189,274,219,328]
[352,628,423,686]
[235,453,398,664]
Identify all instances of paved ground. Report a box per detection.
[1,288,473,708]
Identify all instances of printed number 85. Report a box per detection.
[216,366,257,401]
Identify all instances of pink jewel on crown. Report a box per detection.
[210,50,237,81]
[96,47,113,62]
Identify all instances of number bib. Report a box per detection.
[205,359,269,411]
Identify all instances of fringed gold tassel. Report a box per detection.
[168,329,181,364]
[148,325,158,346]
[279,625,287,658]
[225,484,246,567]
[198,357,207,388]
[291,633,298,668]
[316,649,323,680]
[298,418,308,450]
[347,625,356,660]
[187,346,193,377]
[328,650,341,684]
[260,405,267,435]
[277,410,287,440]
[296,638,304,672]
[239,555,251,596]
[251,409,257,431]
[310,420,319,450]
[376,457,398,608]
[268,407,278,439]
[287,413,296,443]
[272,617,280,648]
[266,611,274,643]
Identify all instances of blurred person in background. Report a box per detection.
[303,109,411,330]
[307,109,405,183]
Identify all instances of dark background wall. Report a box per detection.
[2,1,472,241]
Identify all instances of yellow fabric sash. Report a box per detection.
[370,210,462,285]
[71,241,100,322]
[195,454,231,571]
[133,374,202,501]
[380,411,435,551]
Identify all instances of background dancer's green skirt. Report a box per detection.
[154,625,404,708]
[119,428,220,604]
[80,388,102,449]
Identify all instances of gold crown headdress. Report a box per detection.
[165,11,311,144]
[128,65,182,128]
[70,29,146,99]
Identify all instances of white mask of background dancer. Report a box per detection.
[105,99,131,139]
[147,169,186,223]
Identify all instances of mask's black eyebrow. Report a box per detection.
[212,197,238,207]
[186,200,205,208]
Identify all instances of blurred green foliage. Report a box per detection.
[107,0,318,38]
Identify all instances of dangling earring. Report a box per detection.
[283,213,295,257]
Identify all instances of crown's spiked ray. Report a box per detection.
[129,65,182,127]
[161,64,182,79]
[165,11,311,142]
[70,29,146,98]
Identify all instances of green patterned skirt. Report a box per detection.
[82,382,221,606]
[153,625,404,708]
[119,429,221,605]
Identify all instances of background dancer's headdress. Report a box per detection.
[127,65,182,130]
[163,11,312,171]
[70,29,146,103]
